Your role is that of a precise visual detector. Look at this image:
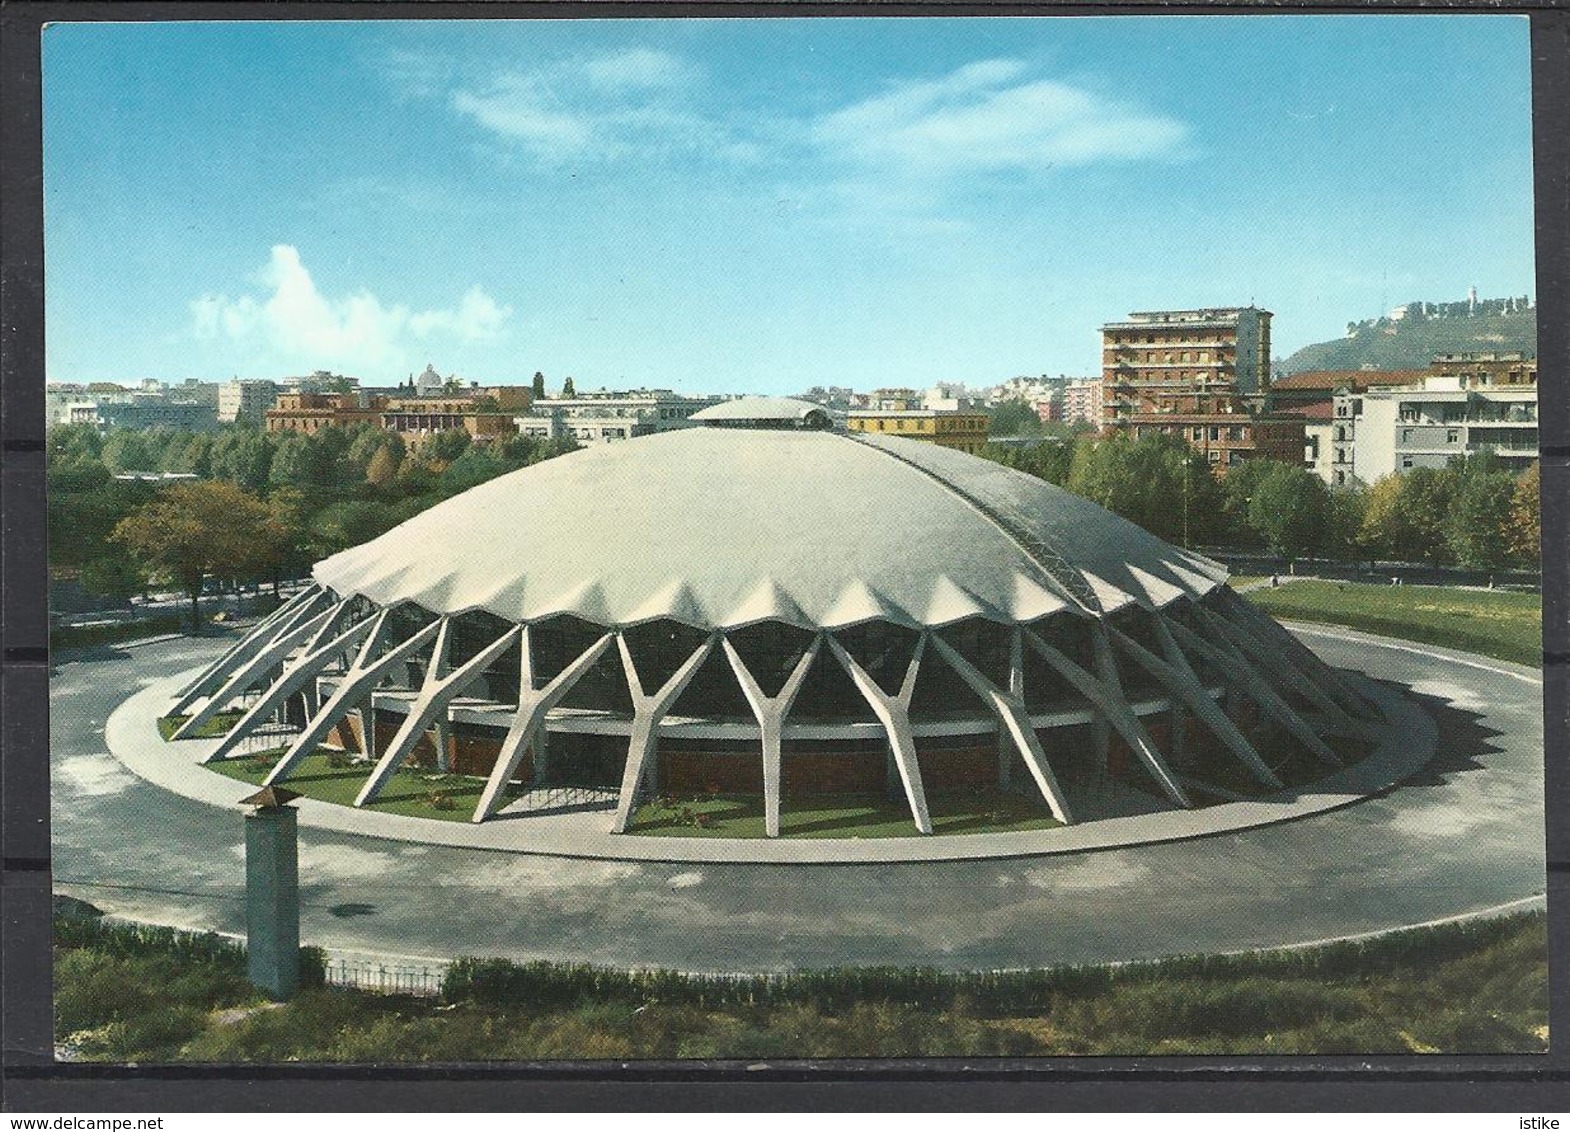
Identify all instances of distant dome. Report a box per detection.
[690,396,833,430]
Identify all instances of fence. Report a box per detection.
[323,957,445,997]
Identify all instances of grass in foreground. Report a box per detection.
[203,749,509,822]
[1246,580,1541,667]
[54,908,1547,1060]
[628,791,1062,838]
[157,710,245,740]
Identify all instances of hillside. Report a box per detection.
[1278,308,1537,374]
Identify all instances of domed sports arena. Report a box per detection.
[165,398,1382,838]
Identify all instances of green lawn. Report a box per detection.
[203,749,507,822]
[1246,580,1541,667]
[628,791,1062,838]
[157,711,244,740]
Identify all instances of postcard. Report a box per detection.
[42,13,1545,1065]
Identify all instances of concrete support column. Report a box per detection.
[262,615,440,786]
[1023,627,1190,809]
[434,717,452,773]
[244,803,299,1000]
[472,629,615,823]
[205,612,382,762]
[927,633,1074,825]
[827,635,932,834]
[533,727,551,786]
[723,638,819,838]
[357,622,521,806]
[1109,620,1280,789]
[611,634,717,833]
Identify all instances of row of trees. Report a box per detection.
[48,421,579,629]
[50,420,1540,633]
[978,432,1539,572]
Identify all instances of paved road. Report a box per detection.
[49,627,1544,973]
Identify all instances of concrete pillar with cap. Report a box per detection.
[242,785,302,1000]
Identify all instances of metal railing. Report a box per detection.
[323,958,444,997]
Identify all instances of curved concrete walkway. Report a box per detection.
[107,627,1436,865]
[54,625,1543,971]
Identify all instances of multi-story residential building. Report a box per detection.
[45,384,90,425]
[1312,356,1538,485]
[1100,306,1300,474]
[266,391,390,434]
[1061,379,1103,426]
[1035,395,1063,424]
[845,408,991,454]
[1334,369,1539,485]
[866,387,923,411]
[923,383,974,412]
[1296,402,1337,484]
[515,390,723,445]
[217,379,281,424]
[1430,352,1538,388]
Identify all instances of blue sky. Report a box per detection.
[43,16,1535,394]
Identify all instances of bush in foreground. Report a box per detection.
[55,909,1546,1061]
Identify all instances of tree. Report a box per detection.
[208,428,275,492]
[1217,458,1283,549]
[79,556,146,603]
[532,372,546,400]
[1247,464,1331,563]
[423,427,472,467]
[439,445,505,498]
[110,480,275,632]
[1445,468,1517,572]
[1507,463,1540,566]
[987,400,1043,437]
[1361,467,1455,565]
[48,424,103,466]
[561,376,576,397]
[1358,474,1404,562]
[1324,483,1372,566]
[1066,432,1223,546]
[309,500,397,556]
[365,444,400,487]
[100,429,154,473]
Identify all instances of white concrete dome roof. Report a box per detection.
[690,396,830,423]
[312,429,1228,631]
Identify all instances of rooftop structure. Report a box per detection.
[169,426,1380,842]
[691,396,834,430]
[516,389,723,445]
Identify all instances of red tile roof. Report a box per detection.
[1272,369,1428,391]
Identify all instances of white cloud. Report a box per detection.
[189,245,512,374]
[582,47,693,92]
[812,59,1190,176]
[409,284,511,340]
[448,48,752,166]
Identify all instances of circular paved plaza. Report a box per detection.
[52,623,1543,973]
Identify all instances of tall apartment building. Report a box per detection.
[218,379,281,424]
[515,390,723,445]
[1100,306,1301,472]
[1061,379,1103,426]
